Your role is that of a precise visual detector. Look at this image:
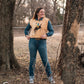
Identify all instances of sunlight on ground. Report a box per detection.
[0,31,84,84]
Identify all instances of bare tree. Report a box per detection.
[13,0,64,26]
[0,0,20,70]
[58,0,84,84]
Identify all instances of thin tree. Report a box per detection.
[58,0,84,84]
[0,0,20,70]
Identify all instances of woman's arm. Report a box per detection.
[24,23,31,40]
[46,21,54,37]
[24,22,31,36]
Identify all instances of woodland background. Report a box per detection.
[0,0,84,84]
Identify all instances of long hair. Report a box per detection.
[33,7,44,19]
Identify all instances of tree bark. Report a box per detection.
[58,0,84,84]
[0,0,20,70]
[30,0,35,17]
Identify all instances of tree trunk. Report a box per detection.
[58,0,84,84]
[30,0,35,17]
[82,9,84,22]
[0,0,20,70]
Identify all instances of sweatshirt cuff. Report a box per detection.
[46,33,49,37]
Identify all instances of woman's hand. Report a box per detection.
[41,34,47,39]
[26,35,30,40]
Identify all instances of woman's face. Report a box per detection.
[37,9,45,18]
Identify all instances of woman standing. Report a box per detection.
[24,7,55,84]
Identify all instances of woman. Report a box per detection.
[24,7,55,84]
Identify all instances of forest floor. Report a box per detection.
[0,28,84,84]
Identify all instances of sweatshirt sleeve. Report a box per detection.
[46,21,54,37]
[24,22,31,36]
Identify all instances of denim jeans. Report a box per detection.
[29,38,52,77]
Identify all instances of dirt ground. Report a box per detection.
[0,27,84,84]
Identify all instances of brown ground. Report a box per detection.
[0,27,84,84]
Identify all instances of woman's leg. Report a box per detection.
[29,39,37,76]
[38,40,52,77]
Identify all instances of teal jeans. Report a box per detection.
[29,38,52,77]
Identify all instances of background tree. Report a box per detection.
[58,0,84,84]
[13,0,65,27]
[0,0,20,70]
[81,9,84,23]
